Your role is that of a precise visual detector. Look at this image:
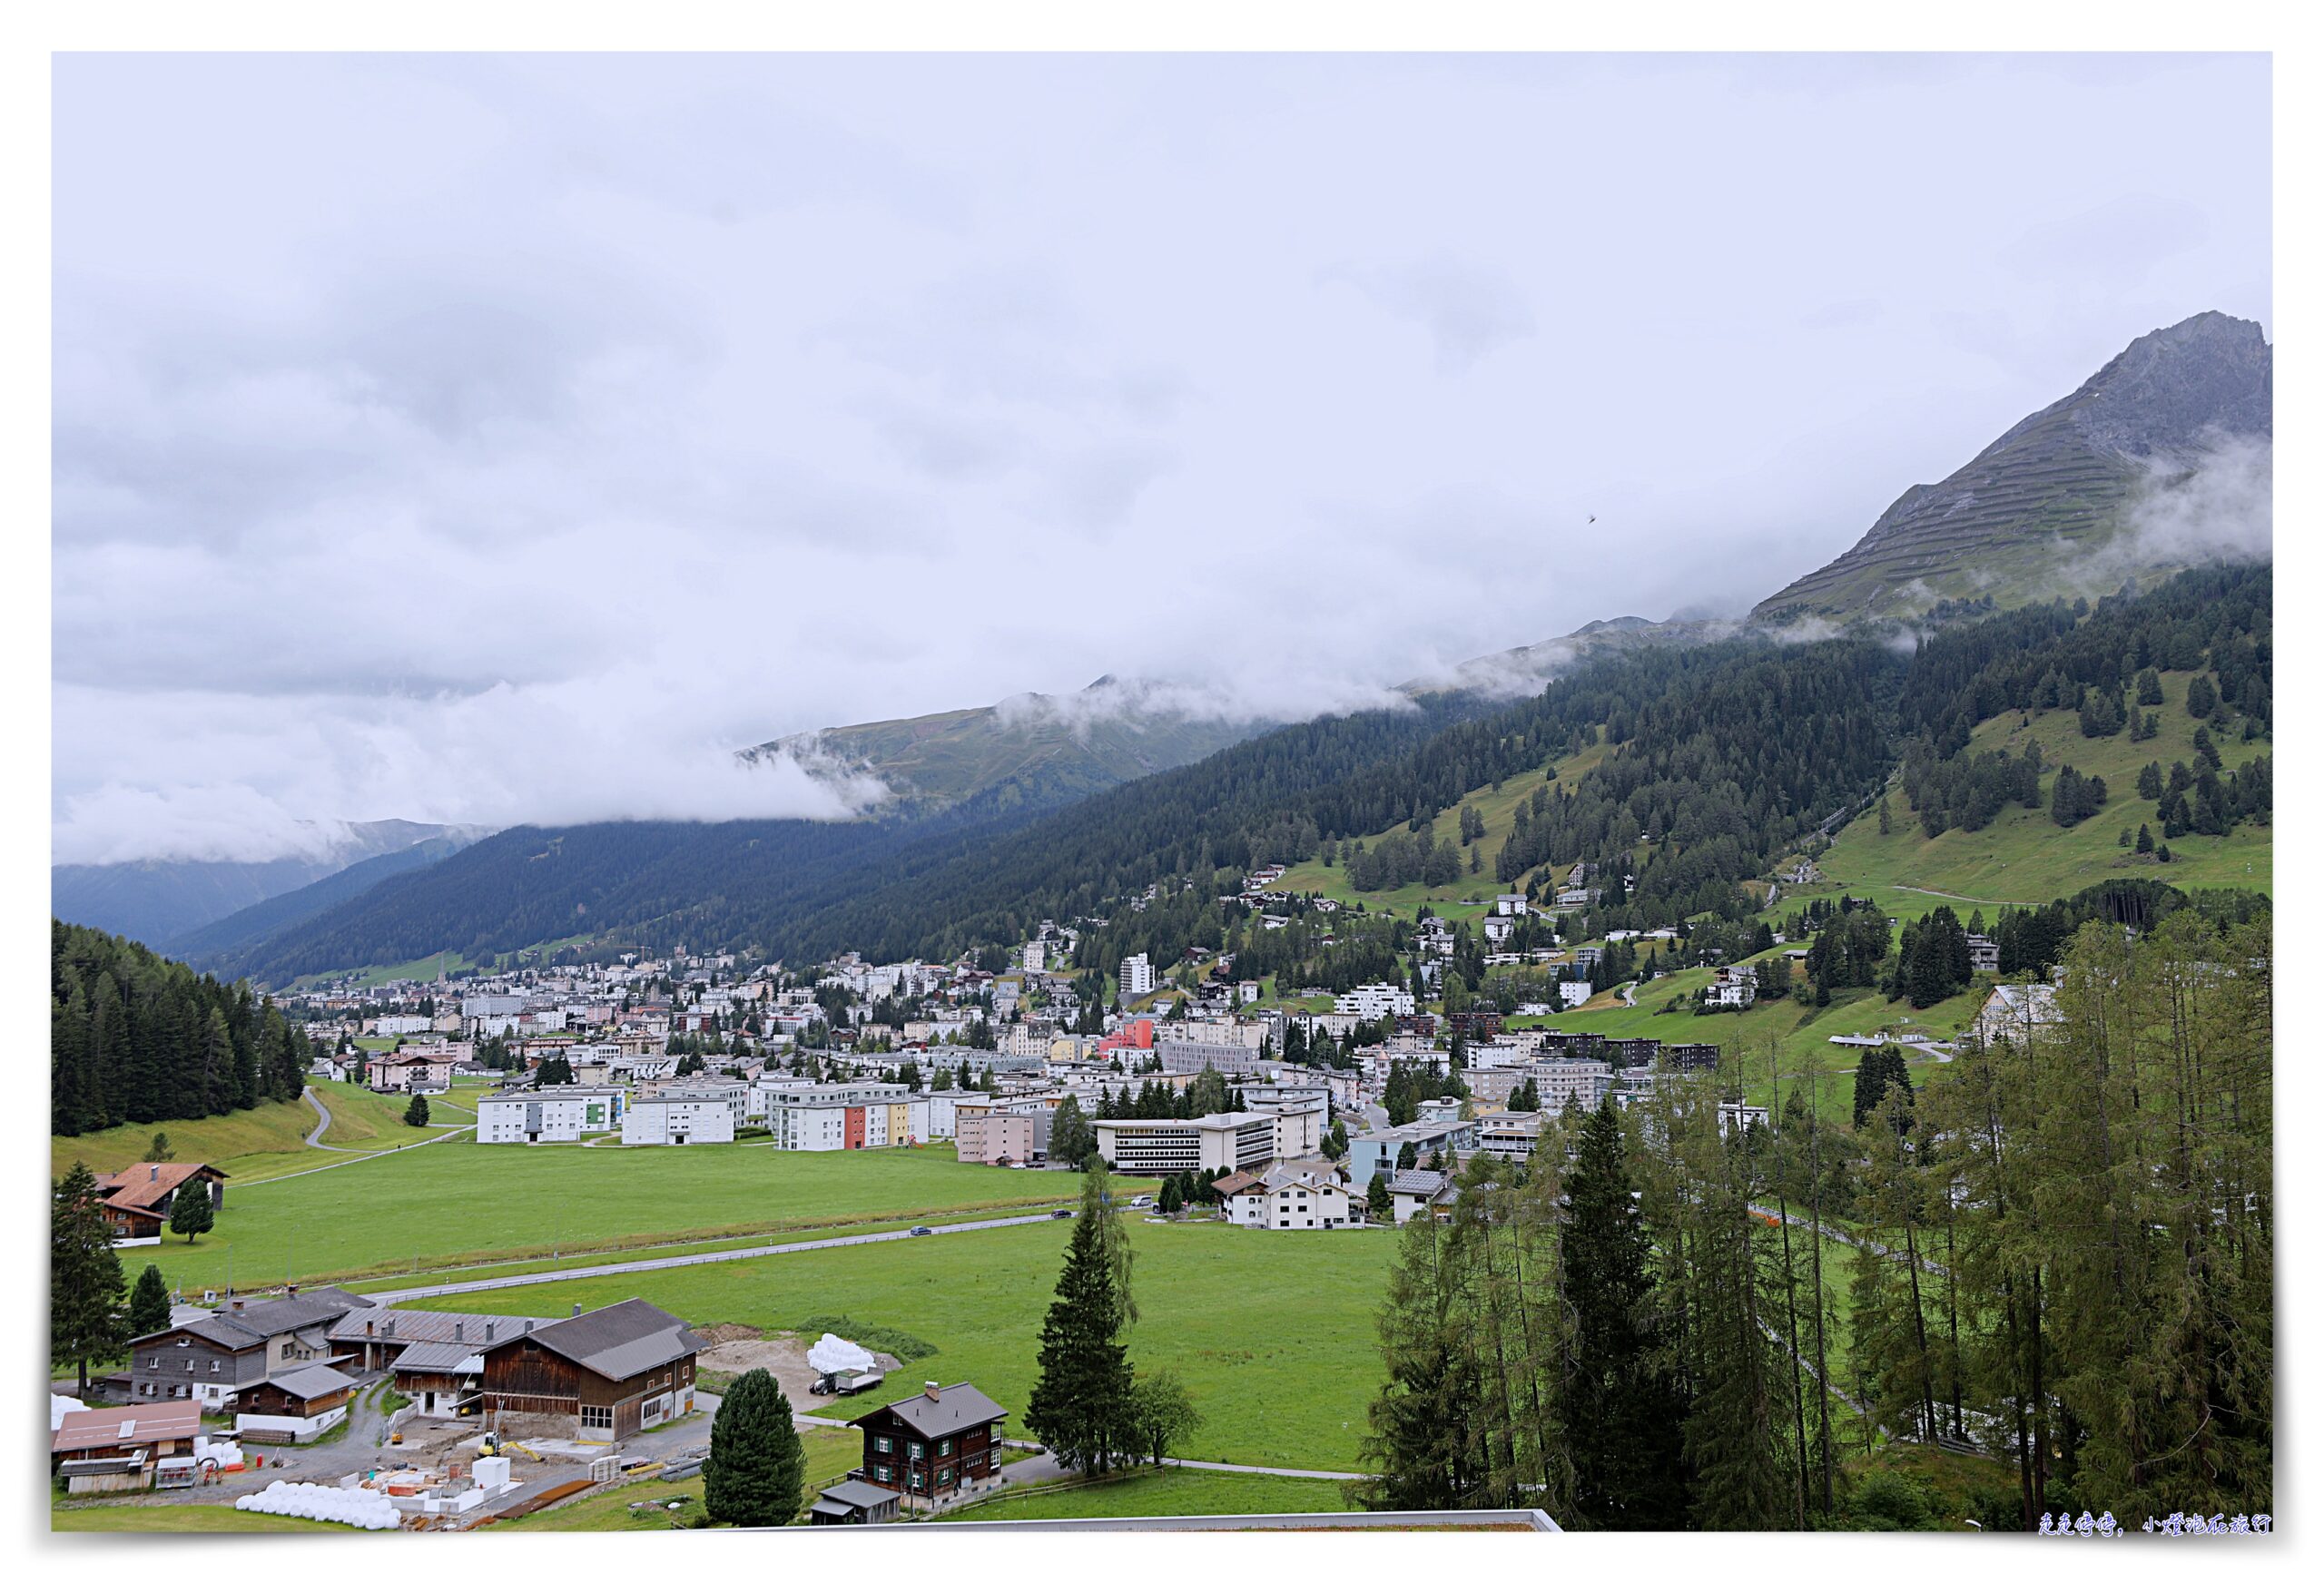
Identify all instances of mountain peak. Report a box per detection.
[1754,310,2270,620]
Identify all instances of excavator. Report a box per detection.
[480,1429,543,1461]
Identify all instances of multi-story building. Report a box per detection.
[1345,1115,1479,1185]
[1334,983,1416,1019]
[1094,1111,1278,1175]
[620,1083,746,1145]
[1156,1037,1268,1077]
[1216,1166,1354,1230]
[476,1086,627,1144]
[1476,1108,1545,1164]
[1118,954,1156,999]
[762,1081,921,1151]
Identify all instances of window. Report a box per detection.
[872,1463,891,1484]
[872,1435,891,1453]
[937,1439,952,1457]
[938,1467,954,1487]
[210,1361,221,1373]
[147,1357,158,1370]
[580,1404,615,1431]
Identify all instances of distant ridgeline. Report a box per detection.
[224,564,2268,986]
[51,920,317,1137]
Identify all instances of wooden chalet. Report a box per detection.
[850,1381,1008,1509]
[475,1297,700,1440]
[91,1162,227,1240]
[239,1363,360,1422]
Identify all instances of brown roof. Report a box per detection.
[1211,1170,1265,1197]
[52,1402,200,1454]
[95,1162,227,1214]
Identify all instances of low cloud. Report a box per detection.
[1317,253,1536,375]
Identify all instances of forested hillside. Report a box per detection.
[228,566,2268,985]
[51,921,315,1136]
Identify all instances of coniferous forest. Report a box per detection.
[1358,909,2271,1531]
[50,920,314,1136]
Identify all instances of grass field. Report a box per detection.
[934,1466,1354,1521]
[1800,670,2270,921]
[49,1500,361,1533]
[46,1085,443,1183]
[407,1217,1397,1472]
[118,1140,1141,1292]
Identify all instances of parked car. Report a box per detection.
[1050,1208,1072,1219]
[909,1225,933,1236]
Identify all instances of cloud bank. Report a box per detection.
[51,54,2272,863]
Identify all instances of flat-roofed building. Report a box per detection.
[476,1086,626,1144]
[1095,1111,1278,1175]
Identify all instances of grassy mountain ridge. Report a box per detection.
[1756,310,2270,620]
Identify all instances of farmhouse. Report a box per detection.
[123,1286,369,1410]
[91,1161,227,1242]
[852,1381,1008,1510]
[474,1298,701,1440]
[51,1401,201,1493]
[236,1363,361,1444]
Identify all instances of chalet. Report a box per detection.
[237,1363,361,1443]
[851,1381,1008,1510]
[474,1297,701,1440]
[365,1048,456,1092]
[1974,982,2061,1044]
[1967,934,2002,975]
[124,1286,369,1409]
[51,1401,201,1493]
[92,1162,227,1242]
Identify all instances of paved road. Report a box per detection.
[367,1213,1072,1301]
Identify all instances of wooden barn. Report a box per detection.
[474,1298,700,1440]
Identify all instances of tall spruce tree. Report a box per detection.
[703,1367,806,1526]
[1024,1172,1137,1473]
[127,1263,172,1339]
[51,1162,127,1392]
[1562,1098,1691,1529]
[1357,1208,1490,1509]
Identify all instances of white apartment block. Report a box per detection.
[1095,1112,1277,1175]
[475,1087,626,1144]
[760,1082,921,1151]
[621,1094,740,1146]
[1119,954,1157,998]
[1334,983,1416,1019]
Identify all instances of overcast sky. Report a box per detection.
[52,52,2271,863]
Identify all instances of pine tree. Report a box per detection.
[1024,1171,1138,1473]
[1356,1210,1490,1509]
[51,1162,127,1392]
[127,1263,172,1339]
[1562,1098,1691,1528]
[703,1367,806,1526]
[169,1184,215,1244]
[403,1094,431,1127]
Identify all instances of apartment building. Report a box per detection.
[1094,1111,1278,1175]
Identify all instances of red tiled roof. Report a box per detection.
[94,1162,225,1214]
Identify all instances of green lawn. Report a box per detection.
[408,1218,1397,1472]
[1800,669,2270,920]
[50,1085,458,1185]
[937,1466,1354,1521]
[50,1501,363,1533]
[123,1141,1138,1292]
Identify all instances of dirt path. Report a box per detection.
[694,1326,903,1406]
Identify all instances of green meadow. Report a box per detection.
[408,1217,1399,1473]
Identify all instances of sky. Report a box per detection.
[51,52,2272,864]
